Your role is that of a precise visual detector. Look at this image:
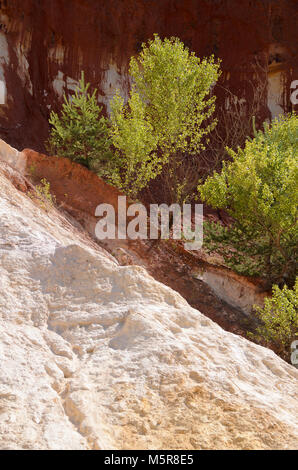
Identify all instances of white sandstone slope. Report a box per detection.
[0,168,297,450]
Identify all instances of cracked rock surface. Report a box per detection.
[0,169,297,450]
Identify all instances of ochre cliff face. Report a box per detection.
[0,0,297,151]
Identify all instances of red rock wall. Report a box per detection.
[0,0,297,151]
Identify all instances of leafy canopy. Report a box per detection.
[199,113,298,285]
[109,34,221,197]
[47,72,111,170]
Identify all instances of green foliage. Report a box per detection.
[199,113,298,285]
[47,72,112,170]
[107,90,159,195]
[109,34,221,198]
[29,178,56,211]
[252,278,298,360]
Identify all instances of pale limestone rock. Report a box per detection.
[0,139,26,173]
[0,169,297,450]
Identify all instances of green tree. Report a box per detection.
[199,113,298,286]
[47,72,112,170]
[109,34,221,198]
[252,278,298,361]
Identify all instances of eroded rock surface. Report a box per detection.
[0,166,297,450]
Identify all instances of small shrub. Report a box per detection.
[29,178,56,210]
[47,72,112,170]
[109,34,221,198]
[199,113,298,286]
[252,278,298,361]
